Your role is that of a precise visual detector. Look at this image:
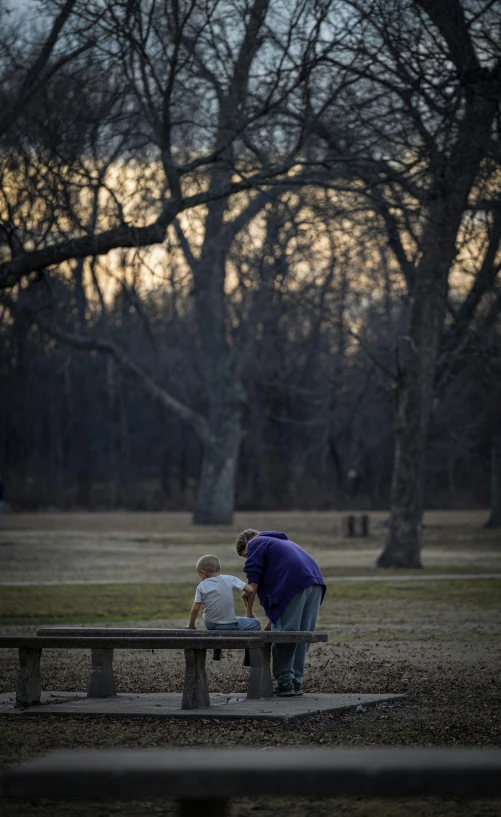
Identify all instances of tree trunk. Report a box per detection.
[485,430,501,529]
[76,449,92,508]
[193,409,241,525]
[376,65,500,567]
[377,267,448,567]
[73,260,92,508]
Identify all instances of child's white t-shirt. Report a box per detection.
[194,574,246,625]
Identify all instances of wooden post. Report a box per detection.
[16,648,42,707]
[341,515,355,537]
[247,642,273,699]
[340,514,370,537]
[87,649,117,698]
[182,649,210,709]
[361,514,369,537]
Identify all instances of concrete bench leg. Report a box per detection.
[16,648,42,707]
[247,642,273,699]
[182,649,210,709]
[87,649,117,698]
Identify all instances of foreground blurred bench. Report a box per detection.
[0,629,327,710]
[2,748,501,816]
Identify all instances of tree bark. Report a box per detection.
[485,430,501,529]
[193,407,241,525]
[190,213,242,525]
[377,257,449,567]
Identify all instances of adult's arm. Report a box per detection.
[242,583,259,617]
[244,539,267,585]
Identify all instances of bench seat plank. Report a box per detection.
[37,628,263,637]
[35,629,328,644]
[3,748,501,800]
[1,636,268,650]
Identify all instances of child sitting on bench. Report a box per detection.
[186,554,261,633]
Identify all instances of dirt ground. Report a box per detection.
[0,511,500,816]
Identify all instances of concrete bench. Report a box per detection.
[2,748,501,816]
[1,630,327,711]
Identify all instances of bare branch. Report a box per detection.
[0,0,81,138]
[42,324,212,444]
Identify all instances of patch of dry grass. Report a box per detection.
[2,509,500,585]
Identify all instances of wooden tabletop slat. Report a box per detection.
[36,627,263,637]
[0,636,263,650]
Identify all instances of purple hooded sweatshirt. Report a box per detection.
[244,531,325,623]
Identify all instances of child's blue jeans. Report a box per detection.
[205,617,261,631]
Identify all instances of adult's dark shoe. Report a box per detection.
[273,683,295,697]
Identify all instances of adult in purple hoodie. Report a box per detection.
[236,529,325,696]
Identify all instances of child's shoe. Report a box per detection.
[293,681,304,696]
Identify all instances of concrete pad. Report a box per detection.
[0,691,406,721]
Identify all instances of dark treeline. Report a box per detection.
[2,248,497,513]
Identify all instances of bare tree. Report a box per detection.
[1,0,340,522]
[303,0,501,564]
[3,0,499,533]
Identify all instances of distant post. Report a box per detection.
[340,514,370,538]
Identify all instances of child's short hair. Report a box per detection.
[196,554,220,574]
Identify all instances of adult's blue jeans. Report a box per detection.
[272,584,323,688]
[205,617,261,631]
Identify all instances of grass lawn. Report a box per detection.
[0,578,500,625]
[0,583,196,625]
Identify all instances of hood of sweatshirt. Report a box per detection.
[258,531,288,539]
